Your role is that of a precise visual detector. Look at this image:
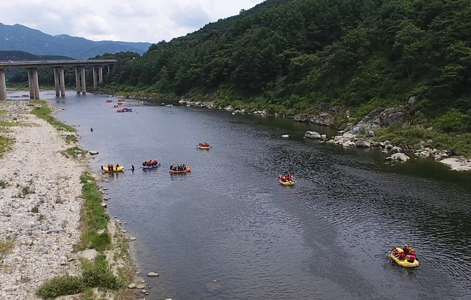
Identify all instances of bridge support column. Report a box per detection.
[28,69,34,99]
[0,69,7,101]
[59,68,66,97]
[81,67,86,94]
[75,68,80,93]
[27,68,40,99]
[54,68,60,96]
[33,68,40,99]
[92,66,97,90]
[98,66,103,85]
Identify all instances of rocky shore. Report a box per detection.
[177,99,471,171]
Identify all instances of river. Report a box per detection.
[26,91,471,299]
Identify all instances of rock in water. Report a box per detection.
[304,131,321,139]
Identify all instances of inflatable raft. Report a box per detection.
[102,166,124,173]
[169,166,191,174]
[278,175,295,186]
[143,162,160,169]
[279,180,295,186]
[390,248,419,268]
[198,142,210,150]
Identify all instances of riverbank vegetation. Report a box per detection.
[93,0,471,154]
[36,173,122,299]
[30,100,75,132]
[0,105,22,158]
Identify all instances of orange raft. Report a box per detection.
[169,165,191,174]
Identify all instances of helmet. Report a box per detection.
[405,244,408,247]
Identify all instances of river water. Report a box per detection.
[27,91,471,299]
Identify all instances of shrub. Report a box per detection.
[36,276,84,299]
[434,109,471,133]
[91,232,111,251]
[81,255,121,289]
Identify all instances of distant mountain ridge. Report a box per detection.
[0,23,152,59]
[0,50,73,61]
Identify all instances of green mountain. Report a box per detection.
[103,0,471,135]
[0,50,73,61]
[0,23,151,59]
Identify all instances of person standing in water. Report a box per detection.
[90,127,94,132]
[131,165,135,172]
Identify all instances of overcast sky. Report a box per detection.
[2,0,265,43]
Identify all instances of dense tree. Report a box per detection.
[97,0,471,131]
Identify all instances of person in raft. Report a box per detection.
[391,244,417,261]
[392,247,400,258]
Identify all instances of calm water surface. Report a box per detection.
[29,91,471,299]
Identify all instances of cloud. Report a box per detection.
[1,0,265,43]
[170,4,211,29]
[42,11,62,22]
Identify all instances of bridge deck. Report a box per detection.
[0,59,116,69]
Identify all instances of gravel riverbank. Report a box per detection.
[0,101,86,299]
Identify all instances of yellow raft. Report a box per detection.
[390,248,419,268]
[279,180,295,186]
[102,166,124,173]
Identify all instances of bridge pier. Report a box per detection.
[98,66,103,85]
[54,68,60,96]
[27,68,40,99]
[75,68,80,93]
[92,66,97,90]
[81,67,86,94]
[59,68,66,97]
[28,69,34,99]
[0,69,7,101]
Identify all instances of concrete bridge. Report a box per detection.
[0,59,116,101]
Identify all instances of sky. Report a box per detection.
[2,0,265,43]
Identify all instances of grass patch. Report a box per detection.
[0,107,17,158]
[77,173,110,251]
[30,100,75,132]
[21,186,33,196]
[65,134,78,144]
[374,125,471,157]
[61,146,86,159]
[36,276,84,299]
[81,255,121,289]
[0,121,22,127]
[0,180,7,189]
[0,135,12,158]
[36,255,122,299]
[0,237,16,257]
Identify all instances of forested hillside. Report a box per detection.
[104,0,470,132]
